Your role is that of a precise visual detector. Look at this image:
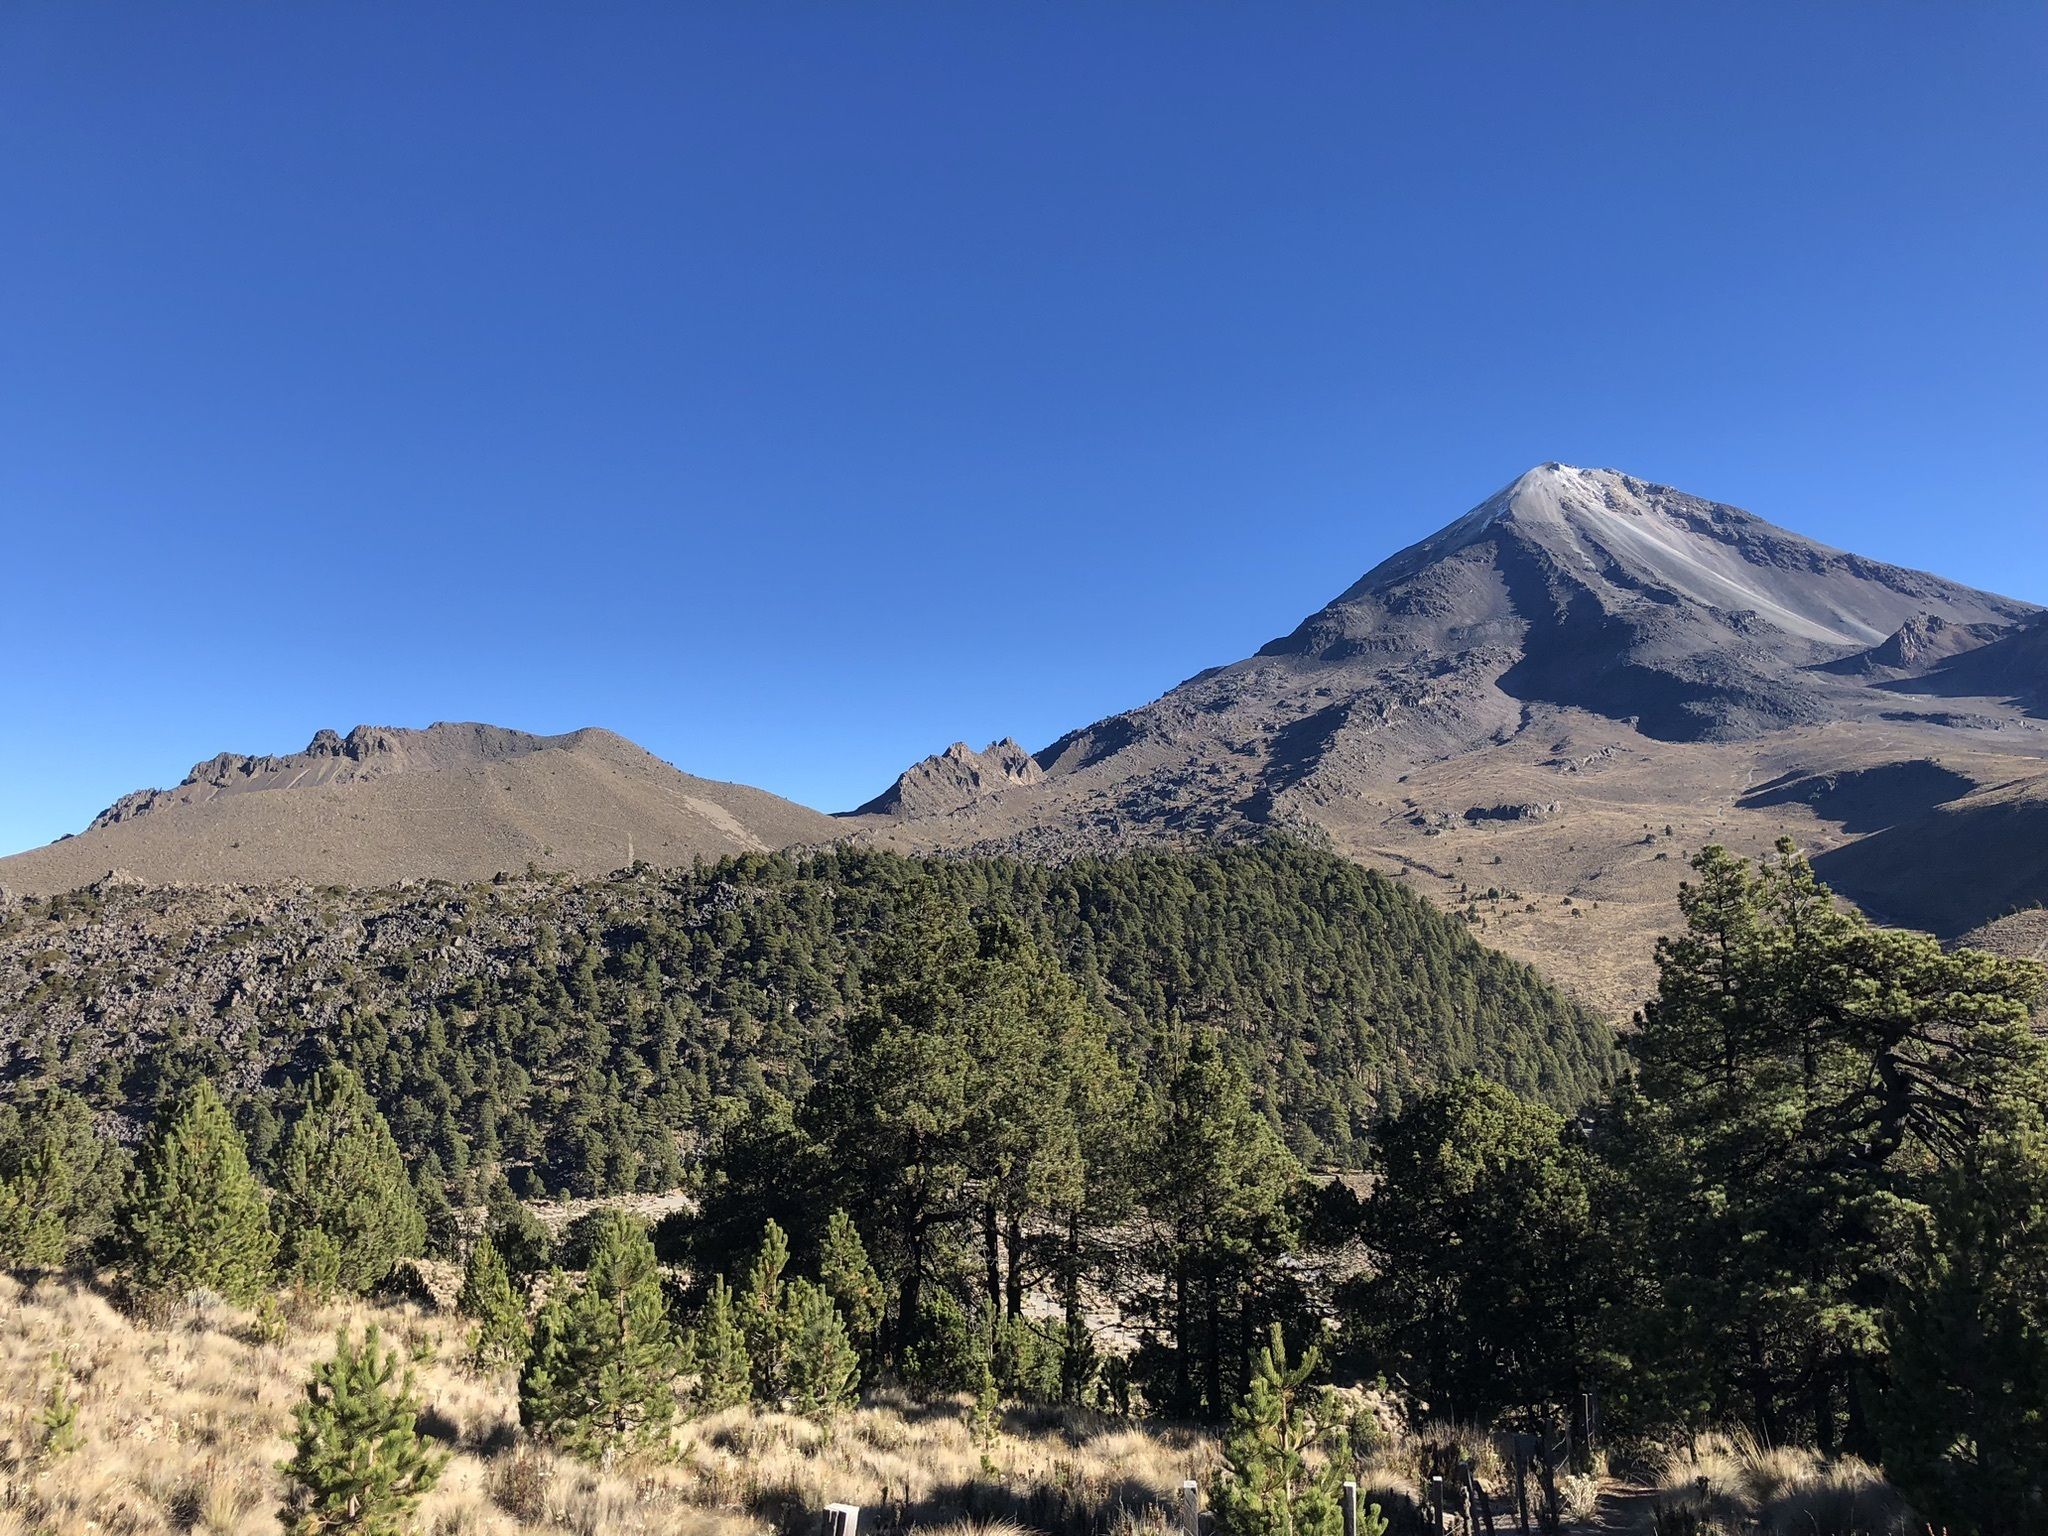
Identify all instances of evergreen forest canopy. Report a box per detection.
[0,840,1615,1188]
[2,840,2046,1533]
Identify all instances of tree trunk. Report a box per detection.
[1004,1210,1025,1321]
[982,1199,1001,1343]
[1061,1211,1085,1404]
[1203,1264,1224,1419]
[1172,1261,1190,1415]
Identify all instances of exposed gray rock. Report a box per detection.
[852,737,1045,818]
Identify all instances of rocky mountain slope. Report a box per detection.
[854,465,2048,1012]
[852,738,1044,817]
[0,722,841,894]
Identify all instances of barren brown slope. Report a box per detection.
[855,465,2048,1015]
[0,722,842,894]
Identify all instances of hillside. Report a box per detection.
[853,466,2048,1012]
[0,723,843,894]
[0,1272,1213,1536]
[0,841,1615,1182]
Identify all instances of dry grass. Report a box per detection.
[1652,1430,1914,1536]
[0,1273,1212,1536]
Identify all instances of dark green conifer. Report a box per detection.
[122,1080,277,1306]
[518,1210,679,1459]
[784,1277,860,1417]
[456,1232,529,1370]
[738,1218,796,1401]
[274,1066,426,1295]
[817,1208,885,1368]
[0,1134,68,1268]
[685,1275,752,1413]
[277,1324,448,1536]
[0,1089,129,1269]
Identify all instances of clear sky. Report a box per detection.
[2,3,2043,853]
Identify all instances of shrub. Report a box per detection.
[277,1325,448,1536]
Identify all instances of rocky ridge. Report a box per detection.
[853,465,2048,1011]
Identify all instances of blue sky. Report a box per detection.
[2,3,2043,851]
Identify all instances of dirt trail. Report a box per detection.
[1564,1480,1659,1533]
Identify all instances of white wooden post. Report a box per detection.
[824,1503,861,1536]
[1342,1478,1359,1536]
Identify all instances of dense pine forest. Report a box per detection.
[0,840,1613,1188]
[4,840,2045,1534]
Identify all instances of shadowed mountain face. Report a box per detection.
[856,466,2048,1011]
[0,722,842,894]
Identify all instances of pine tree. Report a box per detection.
[1879,1129,2048,1536]
[0,1133,69,1268]
[1346,1077,1594,1423]
[685,1275,752,1413]
[518,1210,680,1459]
[456,1233,529,1370]
[784,1277,860,1417]
[122,1080,277,1306]
[818,1208,885,1369]
[40,1370,79,1460]
[970,1356,1000,1452]
[1214,1325,1352,1536]
[0,1088,130,1269]
[1625,841,2047,1452]
[278,1324,448,1536]
[293,1229,344,1301]
[738,1218,797,1402]
[1146,1033,1301,1419]
[804,903,982,1364]
[274,1066,426,1295]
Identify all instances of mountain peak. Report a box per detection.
[0,721,843,894]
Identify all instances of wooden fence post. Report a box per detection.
[823,1504,861,1536]
[1179,1479,1201,1536]
[1509,1431,1533,1536]
[1430,1474,1445,1534]
[1342,1479,1359,1536]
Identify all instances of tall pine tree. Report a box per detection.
[274,1066,426,1295]
[1624,841,2046,1455]
[1144,1033,1301,1419]
[122,1079,277,1306]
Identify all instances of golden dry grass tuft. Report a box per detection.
[1653,1429,1914,1536]
[0,1273,1211,1536]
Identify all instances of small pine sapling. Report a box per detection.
[686,1275,752,1414]
[278,1325,448,1536]
[1215,1325,1351,1536]
[40,1360,79,1461]
[784,1278,860,1418]
[456,1233,529,1370]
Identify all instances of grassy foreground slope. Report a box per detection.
[0,841,1614,1181]
[0,1271,1211,1536]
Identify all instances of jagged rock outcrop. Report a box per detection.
[851,738,1044,818]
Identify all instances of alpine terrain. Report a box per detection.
[0,722,841,893]
[853,464,2048,1011]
